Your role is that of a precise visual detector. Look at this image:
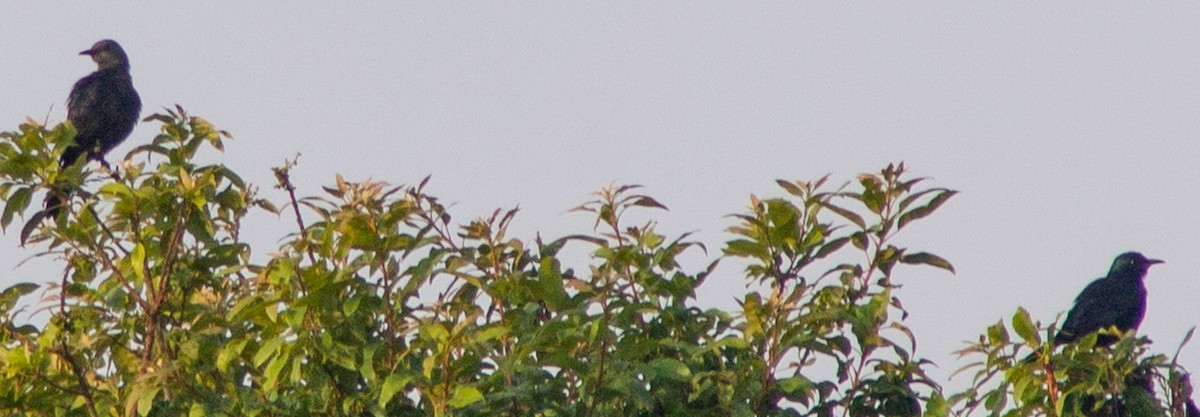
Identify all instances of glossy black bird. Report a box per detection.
[1053,252,1162,347]
[43,39,142,218]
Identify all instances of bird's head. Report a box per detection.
[1109,251,1163,280]
[81,40,130,70]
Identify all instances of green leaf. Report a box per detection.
[217,339,248,372]
[255,335,284,367]
[765,199,799,229]
[813,236,850,260]
[129,243,147,281]
[823,202,866,229]
[860,177,885,214]
[477,325,507,343]
[775,179,805,197]
[1,186,31,229]
[98,182,135,199]
[800,227,825,250]
[360,345,377,383]
[263,353,289,391]
[142,113,175,124]
[648,358,691,382]
[343,294,361,316]
[448,386,483,408]
[1054,392,1067,417]
[379,373,412,408]
[18,210,45,246]
[724,239,767,259]
[0,282,38,313]
[777,375,813,397]
[1012,307,1040,346]
[631,196,668,210]
[534,258,568,308]
[897,189,956,230]
[135,385,161,417]
[987,321,1009,344]
[899,252,956,273]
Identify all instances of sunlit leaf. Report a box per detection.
[380,373,412,408]
[1012,307,1040,346]
[648,358,691,381]
[449,386,483,408]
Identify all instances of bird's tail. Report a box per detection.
[21,147,85,244]
[44,144,86,220]
[43,191,69,219]
[59,145,84,170]
[20,190,68,245]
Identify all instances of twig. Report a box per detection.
[57,335,99,417]
[273,157,317,267]
[85,204,129,256]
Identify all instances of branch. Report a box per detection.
[273,158,317,268]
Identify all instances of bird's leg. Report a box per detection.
[98,158,120,181]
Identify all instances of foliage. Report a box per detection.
[723,166,954,417]
[0,109,1186,417]
[951,308,1196,417]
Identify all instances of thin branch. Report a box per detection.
[66,239,149,314]
[85,204,130,257]
[273,158,317,267]
[56,337,99,417]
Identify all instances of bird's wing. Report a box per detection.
[1058,278,1122,340]
[66,72,103,145]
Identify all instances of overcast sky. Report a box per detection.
[3,3,1199,391]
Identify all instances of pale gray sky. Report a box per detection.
[3,3,1199,390]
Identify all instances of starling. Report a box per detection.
[1054,252,1162,347]
[44,39,142,218]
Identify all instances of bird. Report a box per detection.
[43,39,142,218]
[1053,252,1163,347]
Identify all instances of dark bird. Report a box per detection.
[44,39,142,218]
[1054,252,1163,347]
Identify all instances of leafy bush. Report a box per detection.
[0,109,1190,417]
[952,309,1195,417]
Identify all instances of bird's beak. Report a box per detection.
[80,48,95,56]
[1148,259,1165,265]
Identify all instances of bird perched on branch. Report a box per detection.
[1054,251,1162,347]
[43,39,142,218]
